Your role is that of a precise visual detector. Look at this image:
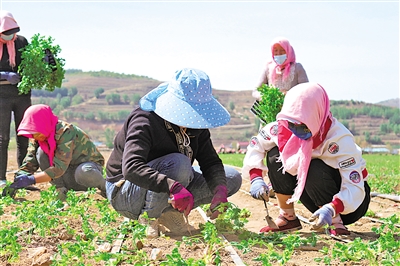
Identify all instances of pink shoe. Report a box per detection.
[260,215,302,233]
[329,222,350,236]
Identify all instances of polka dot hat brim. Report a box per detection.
[139,68,230,129]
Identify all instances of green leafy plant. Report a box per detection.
[18,33,65,94]
[252,84,285,124]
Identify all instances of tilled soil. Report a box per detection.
[1,150,399,266]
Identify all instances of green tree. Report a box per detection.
[94,87,104,99]
[71,94,84,105]
[68,87,78,97]
[130,93,141,106]
[229,101,235,111]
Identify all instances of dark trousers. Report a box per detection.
[267,146,370,225]
[0,95,31,180]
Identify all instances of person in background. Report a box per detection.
[251,36,309,197]
[8,104,106,200]
[105,68,242,238]
[252,36,309,100]
[0,11,30,188]
[243,82,370,236]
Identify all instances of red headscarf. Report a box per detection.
[18,104,59,166]
[276,82,332,203]
[270,37,296,84]
[0,11,19,67]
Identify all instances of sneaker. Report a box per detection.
[0,179,6,188]
[330,223,350,236]
[158,210,190,234]
[260,215,302,233]
[138,216,159,238]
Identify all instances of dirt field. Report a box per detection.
[1,149,399,265]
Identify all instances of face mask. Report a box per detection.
[274,54,287,65]
[288,122,312,140]
[1,34,15,41]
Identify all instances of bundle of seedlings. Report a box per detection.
[18,33,65,94]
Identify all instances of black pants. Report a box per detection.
[267,146,370,225]
[0,95,31,180]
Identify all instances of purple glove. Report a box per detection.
[209,185,228,220]
[0,71,21,84]
[250,177,269,201]
[309,203,335,229]
[10,174,36,189]
[169,182,194,216]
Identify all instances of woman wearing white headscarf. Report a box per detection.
[106,68,242,238]
[243,82,370,236]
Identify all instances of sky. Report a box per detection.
[1,0,399,104]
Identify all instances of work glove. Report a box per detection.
[0,71,21,84]
[309,203,335,229]
[209,185,228,220]
[250,177,269,201]
[10,174,36,189]
[43,49,57,70]
[169,181,194,216]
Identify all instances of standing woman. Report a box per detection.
[252,36,309,100]
[0,11,30,188]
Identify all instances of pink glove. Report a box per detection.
[169,182,194,216]
[209,185,228,220]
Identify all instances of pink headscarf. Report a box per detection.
[0,11,19,67]
[270,37,296,84]
[276,82,332,203]
[18,104,59,166]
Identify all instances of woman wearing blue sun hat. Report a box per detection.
[105,68,242,238]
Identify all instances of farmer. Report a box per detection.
[243,82,370,235]
[9,104,106,199]
[252,36,309,99]
[251,37,309,197]
[0,11,31,188]
[105,68,242,238]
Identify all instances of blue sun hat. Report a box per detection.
[139,68,230,129]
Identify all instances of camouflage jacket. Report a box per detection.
[16,120,105,179]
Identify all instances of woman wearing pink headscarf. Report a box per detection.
[9,104,106,199]
[0,10,31,188]
[243,82,370,236]
[252,36,309,99]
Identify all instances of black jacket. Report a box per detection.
[106,107,227,194]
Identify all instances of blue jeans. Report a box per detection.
[37,148,105,191]
[106,153,242,220]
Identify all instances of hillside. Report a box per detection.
[31,70,400,149]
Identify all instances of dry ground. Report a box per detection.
[1,149,399,266]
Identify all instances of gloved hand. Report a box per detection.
[43,49,57,70]
[169,181,194,216]
[10,174,36,189]
[309,203,335,229]
[209,185,228,220]
[0,71,21,84]
[250,177,269,201]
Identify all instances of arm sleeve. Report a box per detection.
[242,122,278,180]
[16,139,40,176]
[296,63,309,84]
[44,125,76,179]
[196,130,227,193]
[121,112,170,193]
[321,133,367,214]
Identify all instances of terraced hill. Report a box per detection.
[32,70,399,149]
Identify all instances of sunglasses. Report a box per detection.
[288,122,312,140]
